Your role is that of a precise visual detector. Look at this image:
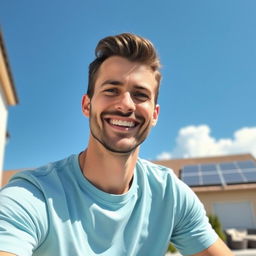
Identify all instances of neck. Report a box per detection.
[79,137,139,194]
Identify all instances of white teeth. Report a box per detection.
[110,119,135,127]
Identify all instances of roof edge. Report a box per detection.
[0,29,19,106]
[154,153,255,163]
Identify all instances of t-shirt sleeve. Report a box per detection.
[171,177,218,256]
[0,179,48,256]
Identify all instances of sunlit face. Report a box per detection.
[82,56,160,154]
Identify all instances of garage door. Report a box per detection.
[213,201,256,229]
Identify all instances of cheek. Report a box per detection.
[92,95,111,108]
[139,105,155,121]
[143,104,158,126]
[90,101,106,123]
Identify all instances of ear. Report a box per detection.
[151,104,160,126]
[82,94,91,117]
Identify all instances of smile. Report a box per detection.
[105,118,138,128]
[109,119,135,127]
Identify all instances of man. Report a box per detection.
[0,33,233,255]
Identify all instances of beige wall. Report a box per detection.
[196,188,256,215]
[0,32,18,187]
[196,189,256,229]
[0,83,8,182]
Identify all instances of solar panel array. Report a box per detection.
[180,160,256,187]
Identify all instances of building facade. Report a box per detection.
[0,31,18,185]
[155,153,256,230]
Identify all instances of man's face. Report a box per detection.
[82,56,160,154]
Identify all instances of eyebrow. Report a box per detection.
[101,80,123,87]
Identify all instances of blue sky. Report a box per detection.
[1,0,256,170]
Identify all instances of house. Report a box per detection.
[0,30,18,186]
[2,153,256,230]
[155,153,256,230]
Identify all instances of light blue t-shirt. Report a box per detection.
[0,154,217,256]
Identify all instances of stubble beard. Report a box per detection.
[89,108,151,154]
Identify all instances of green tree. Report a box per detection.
[208,214,226,242]
[167,242,177,253]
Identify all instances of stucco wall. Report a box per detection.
[0,84,8,184]
[196,188,256,228]
[197,189,256,214]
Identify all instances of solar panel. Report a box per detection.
[182,165,199,174]
[236,160,256,169]
[182,175,200,186]
[222,172,245,184]
[242,171,256,183]
[219,162,238,171]
[201,174,222,185]
[180,159,256,187]
[200,164,217,172]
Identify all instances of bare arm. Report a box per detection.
[192,238,234,256]
[0,252,16,256]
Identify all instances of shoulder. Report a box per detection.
[0,175,49,248]
[136,158,182,191]
[137,158,175,177]
[9,154,78,189]
[136,158,186,184]
[137,158,201,203]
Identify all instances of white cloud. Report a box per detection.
[156,152,173,160]
[157,125,256,160]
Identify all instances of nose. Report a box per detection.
[115,92,135,113]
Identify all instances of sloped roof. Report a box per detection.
[154,153,255,174]
[154,153,256,192]
[0,30,18,105]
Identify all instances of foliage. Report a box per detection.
[167,242,177,253]
[208,214,226,242]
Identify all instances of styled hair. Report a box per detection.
[87,33,161,103]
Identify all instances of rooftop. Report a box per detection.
[0,29,18,106]
[154,153,256,192]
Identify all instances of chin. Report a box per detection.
[103,139,145,154]
[104,144,138,154]
[91,130,145,154]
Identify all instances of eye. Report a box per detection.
[132,91,150,101]
[103,88,119,96]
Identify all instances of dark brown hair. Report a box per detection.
[87,33,161,103]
